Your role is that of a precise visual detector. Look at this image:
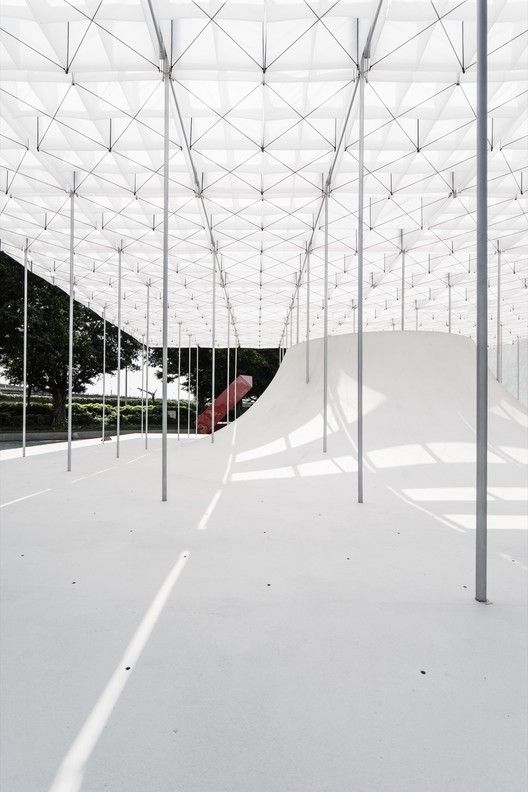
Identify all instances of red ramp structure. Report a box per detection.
[196,374,253,434]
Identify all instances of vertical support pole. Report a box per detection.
[187,334,191,438]
[140,335,144,437]
[496,244,501,381]
[448,273,452,332]
[357,65,365,503]
[400,228,405,331]
[67,176,75,472]
[306,248,310,383]
[475,0,488,603]
[296,273,300,345]
[177,322,181,439]
[22,238,28,457]
[102,307,106,442]
[211,251,216,443]
[323,189,329,453]
[116,245,122,459]
[517,336,520,400]
[161,60,170,501]
[289,310,293,347]
[415,300,419,331]
[226,311,230,425]
[234,345,238,420]
[195,344,199,435]
[145,282,150,450]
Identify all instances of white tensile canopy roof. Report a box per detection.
[1,0,526,349]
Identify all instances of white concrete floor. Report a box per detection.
[1,333,527,792]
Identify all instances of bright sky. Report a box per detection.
[0,366,193,402]
[86,366,192,401]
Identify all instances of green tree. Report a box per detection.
[0,252,140,428]
[150,346,279,416]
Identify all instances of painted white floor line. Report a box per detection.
[198,426,237,531]
[197,490,222,531]
[0,488,52,509]
[126,454,148,464]
[48,550,190,792]
[72,467,113,483]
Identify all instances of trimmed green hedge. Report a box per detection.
[0,399,196,429]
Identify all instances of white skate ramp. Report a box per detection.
[184,331,526,514]
[1,333,527,792]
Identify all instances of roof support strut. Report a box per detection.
[475,0,488,603]
[279,0,387,347]
[142,0,239,347]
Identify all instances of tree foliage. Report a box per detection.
[0,253,140,427]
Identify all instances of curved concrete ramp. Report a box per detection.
[1,333,526,792]
[180,331,526,508]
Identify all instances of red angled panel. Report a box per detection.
[196,375,253,434]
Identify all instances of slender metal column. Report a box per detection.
[116,245,122,459]
[357,66,365,503]
[22,238,28,457]
[323,190,329,453]
[234,345,238,420]
[306,248,310,383]
[187,334,191,438]
[496,245,501,381]
[517,336,520,400]
[145,282,150,450]
[140,336,144,437]
[226,312,230,425]
[102,307,106,442]
[415,300,419,331]
[177,322,181,439]
[400,228,405,331]
[195,344,199,435]
[296,274,300,345]
[448,273,452,332]
[161,62,170,501]
[211,251,216,444]
[476,0,488,603]
[289,311,293,347]
[67,177,75,472]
